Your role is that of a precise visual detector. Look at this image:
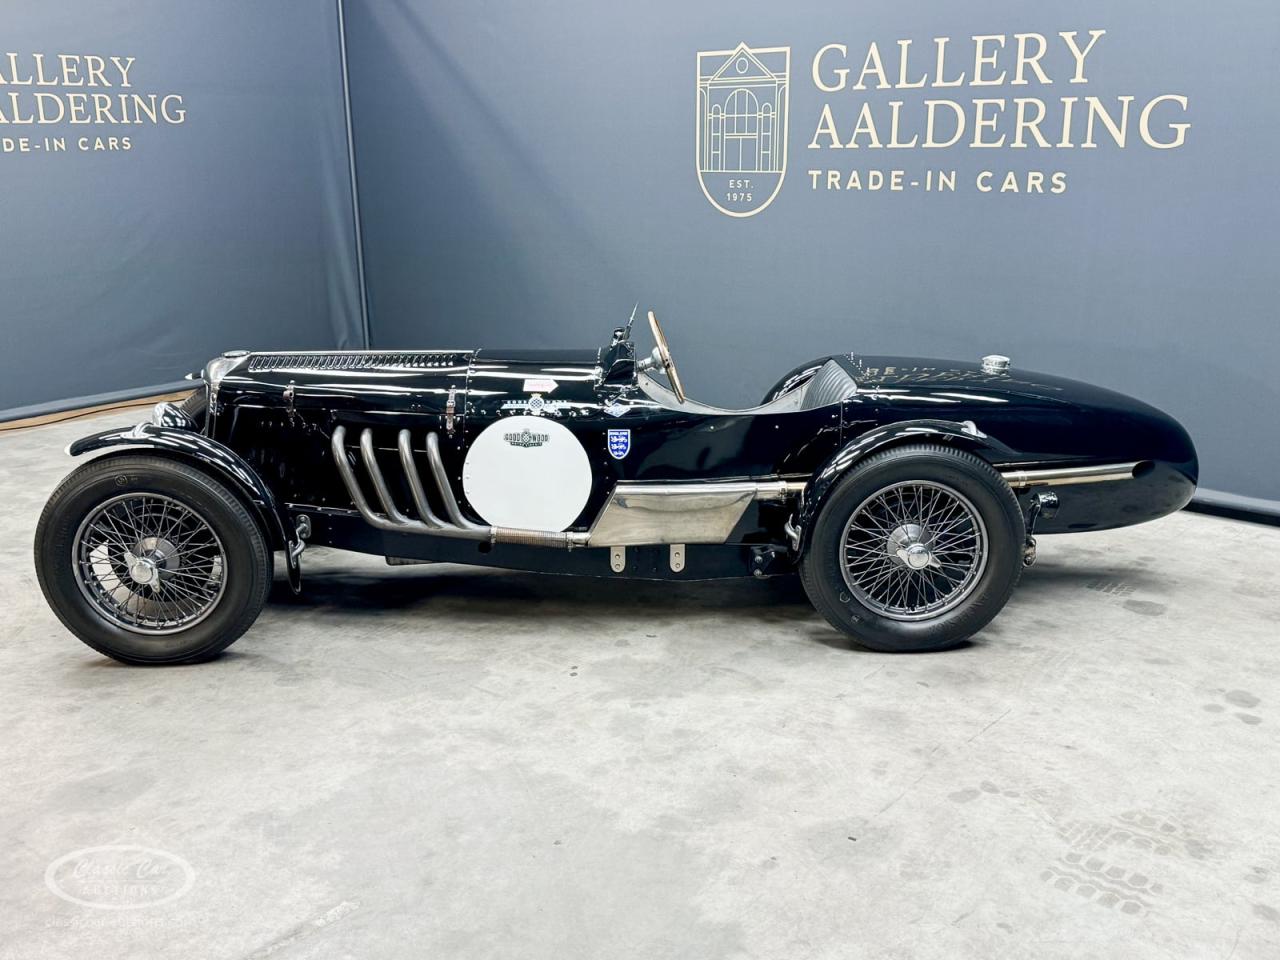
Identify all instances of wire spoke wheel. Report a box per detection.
[72,493,227,635]
[839,480,988,622]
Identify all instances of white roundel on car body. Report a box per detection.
[462,415,592,531]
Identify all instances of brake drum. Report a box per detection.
[462,415,592,531]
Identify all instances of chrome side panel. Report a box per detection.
[587,481,802,546]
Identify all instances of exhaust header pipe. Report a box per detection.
[331,426,589,548]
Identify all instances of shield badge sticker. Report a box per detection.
[696,43,790,218]
[607,429,631,460]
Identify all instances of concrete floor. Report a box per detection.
[2,410,1279,960]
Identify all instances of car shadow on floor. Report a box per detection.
[269,563,813,616]
[264,561,882,650]
[259,557,1169,656]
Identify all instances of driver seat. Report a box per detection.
[799,359,859,410]
[638,359,857,415]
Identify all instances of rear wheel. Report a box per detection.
[800,444,1024,652]
[35,455,272,665]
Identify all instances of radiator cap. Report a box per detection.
[981,354,1010,374]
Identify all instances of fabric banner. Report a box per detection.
[0,0,363,414]
[342,0,1279,503]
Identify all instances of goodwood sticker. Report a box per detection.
[505,428,549,448]
[696,29,1190,214]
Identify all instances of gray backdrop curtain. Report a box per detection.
[341,0,1279,507]
[0,0,364,415]
[3,1,1276,509]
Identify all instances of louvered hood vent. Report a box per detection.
[246,351,473,373]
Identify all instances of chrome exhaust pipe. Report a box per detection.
[1000,461,1142,489]
[331,425,487,540]
[332,426,588,548]
[360,428,420,528]
[425,431,486,531]
[396,429,447,529]
[492,526,589,548]
[331,425,396,533]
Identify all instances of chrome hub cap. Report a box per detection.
[840,481,988,621]
[73,494,226,635]
[127,555,159,585]
[901,542,933,570]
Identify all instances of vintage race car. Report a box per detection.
[35,311,1197,664]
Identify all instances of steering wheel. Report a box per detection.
[647,310,687,403]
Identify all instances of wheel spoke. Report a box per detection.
[840,479,988,621]
[73,493,226,634]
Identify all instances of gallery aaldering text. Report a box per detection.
[808,30,1189,151]
[0,52,184,126]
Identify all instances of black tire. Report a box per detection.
[800,444,1024,652]
[34,455,272,665]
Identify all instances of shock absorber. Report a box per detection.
[1023,490,1059,567]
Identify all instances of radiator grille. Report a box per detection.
[246,351,472,373]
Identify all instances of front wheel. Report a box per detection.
[35,455,273,665]
[800,444,1024,652]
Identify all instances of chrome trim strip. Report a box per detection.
[249,348,472,356]
[1000,462,1141,489]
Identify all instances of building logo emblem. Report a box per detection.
[696,43,790,218]
[606,429,631,460]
